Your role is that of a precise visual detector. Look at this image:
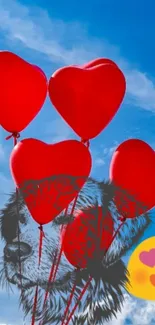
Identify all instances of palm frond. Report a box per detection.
[104,211,151,265]
[1,177,149,325]
[98,179,152,263]
[72,260,129,325]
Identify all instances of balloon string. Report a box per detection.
[14,137,23,296]
[64,277,92,325]
[40,137,89,323]
[51,244,63,282]
[38,225,45,267]
[31,225,45,325]
[41,206,68,315]
[41,195,79,319]
[5,132,20,143]
[103,216,126,256]
[59,138,90,325]
[41,249,58,313]
[64,218,126,325]
[61,205,102,325]
[38,249,60,325]
[5,132,23,296]
[52,195,79,282]
[81,138,90,148]
[61,277,78,325]
[16,188,23,294]
[31,284,39,325]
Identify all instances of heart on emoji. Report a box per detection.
[110,139,155,218]
[150,274,155,287]
[10,138,92,225]
[139,249,155,268]
[48,63,126,140]
[0,51,47,133]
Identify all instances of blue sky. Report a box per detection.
[1,0,155,324]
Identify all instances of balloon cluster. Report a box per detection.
[1,51,154,324]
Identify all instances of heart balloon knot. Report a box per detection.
[5,132,20,141]
[81,138,90,148]
[119,215,126,223]
[38,225,45,238]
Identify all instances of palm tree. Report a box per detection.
[0,177,151,324]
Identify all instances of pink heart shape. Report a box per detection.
[139,248,155,268]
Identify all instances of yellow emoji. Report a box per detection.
[126,236,155,300]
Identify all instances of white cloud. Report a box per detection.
[0,172,14,191]
[107,293,155,325]
[107,143,119,156]
[94,157,105,167]
[90,148,104,171]
[0,0,155,112]
[0,0,106,65]
[92,142,119,171]
[100,142,119,158]
[0,173,14,206]
[123,67,155,111]
[0,144,5,161]
[45,118,76,143]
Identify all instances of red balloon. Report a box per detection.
[109,139,155,219]
[10,138,92,225]
[68,58,117,70]
[82,58,117,69]
[0,51,47,133]
[62,207,114,269]
[48,63,126,140]
[32,64,47,80]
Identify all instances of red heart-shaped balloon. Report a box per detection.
[109,139,155,218]
[0,51,48,133]
[82,58,117,69]
[70,58,117,72]
[10,138,92,225]
[48,63,126,140]
[32,64,47,79]
[62,207,114,269]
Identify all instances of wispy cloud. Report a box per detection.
[0,173,14,207]
[92,142,119,172]
[123,67,155,111]
[108,293,155,325]
[100,142,119,157]
[94,157,105,167]
[0,172,14,191]
[0,144,5,162]
[0,0,155,112]
[45,118,76,143]
[0,0,105,65]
